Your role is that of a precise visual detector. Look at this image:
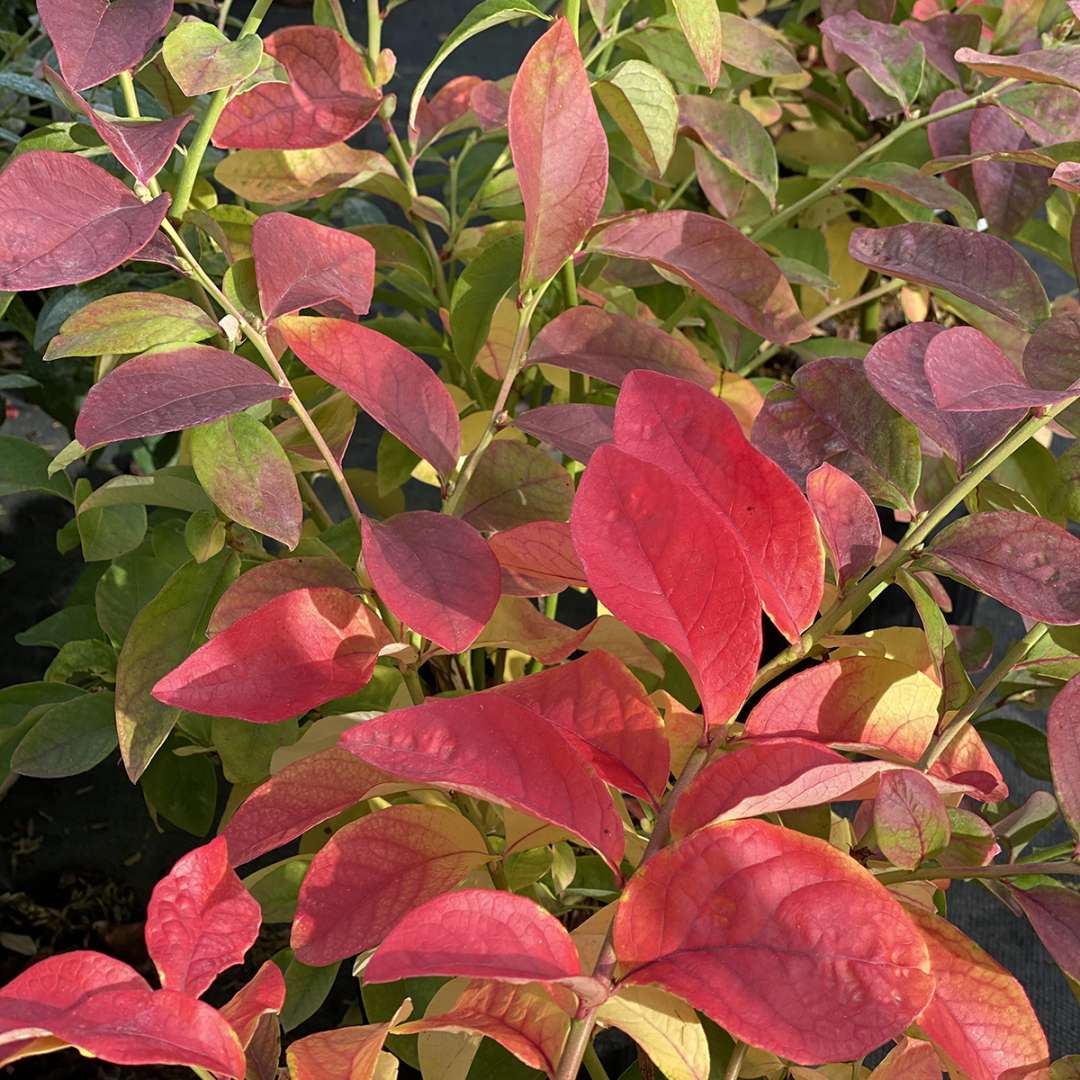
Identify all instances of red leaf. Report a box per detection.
[908,905,1049,1080]
[0,152,170,290]
[252,212,375,319]
[873,768,951,869]
[214,26,381,150]
[362,511,500,652]
[43,66,189,186]
[865,323,1022,472]
[742,656,941,762]
[145,837,261,997]
[277,315,460,478]
[287,1017,400,1080]
[922,511,1080,624]
[38,0,172,91]
[571,443,762,724]
[509,18,608,287]
[871,1037,944,1080]
[1024,314,1080,436]
[339,694,625,872]
[614,370,823,643]
[222,747,390,866]
[512,403,615,463]
[153,587,393,723]
[414,74,483,149]
[928,725,1008,803]
[527,307,716,389]
[489,519,587,597]
[613,818,934,1063]
[292,804,490,965]
[1048,674,1080,846]
[490,651,669,804]
[219,961,285,1049]
[1011,885,1080,985]
[208,557,358,635]
[807,463,881,591]
[75,345,288,449]
[589,211,811,345]
[925,325,1072,411]
[366,889,581,985]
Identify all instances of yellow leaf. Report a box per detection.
[418,979,480,1080]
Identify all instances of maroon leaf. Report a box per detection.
[0,151,170,291]
[365,890,581,985]
[864,323,1022,471]
[903,13,981,83]
[145,837,261,997]
[922,511,1080,624]
[590,211,811,345]
[361,511,501,652]
[44,66,190,187]
[38,0,173,91]
[571,444,761,725]
[512,403,615,463]
[1023,314,1080,436]
[527,306,715,388]
[955,45,1080,91]
[219,961,285,1049]
[252,212,375,319]
[222,748,390,866]
[927,89,976,197]
[277,315,460,478]
[75,346,288,449]
[488,519,587,596]
[820,12,925,112]
[490,651,669,804]
[807,463,881,591]
[214,26,381,150]
[848,222,1051,329]
[925,325,1072,411]
[153,587,393,723]
[1048,674,1080,847]
[1052,161,1080,193]
[509,17,608,288]
[413,74,482,149]
[1011,885,1080,985]
[614,370,823,643]
[339,694,625,872]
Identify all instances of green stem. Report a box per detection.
[722,1041,748,1080]
[583,1042,610,1080]
[877,861,1080,886]
[920,622,1050,770]
[659,171,695,211]
[751,398,1077,696]
[582,19,643,67]
[159,218,365,531]
[216,0,234,31]
[297,473,334,530]
[562,260,587,402]
[117,71,163,198]
[367,0,382,75]
[402,666,426,705]
[750,82,1011,243]
[171,0,274,221]
[564,0,581,40]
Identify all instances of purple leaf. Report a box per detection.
[512,403,615,463]
[902,13,980,84]
[1010,885,1080,983]
[806,463,881,591]
[1048,674,1080,848]
[1023,314,1080,435]
[969,105,1050,237]
[820,12,925,113]
[0,152,170,291]
[75,346,288,449]
[955,46,1080,92]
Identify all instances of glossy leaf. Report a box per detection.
[743,656,940,761]
[955,45,1080,91]
[922,511,1080,624]
[75,346,287,449]
[613,819,933,1063]
[908,906,1049,1080]
[223,747,390,866]
[488,519,587,596]
[595,60,678,179]
[366,889,580,985]
[509,18,608,287]
[0,152,170,291]
[339,694,625,872]
[459,441,574,531]
[154,587,391,723]
[848,223,1051,329]
[615,370,823,643]
[292,805,490,965]
[145,836,261,996]
[806,463,881,591]
[671,0,724,89]
[163,18,263,96]
[10,691,117,778]
[38,0,173,91]
[1048,673,1080,846]
[820,12,924,112]
[527,306,715,389]
[362,512,500,653]
[590,211,811,345]
[572,444,761,725]
[512,403,614,464]
[873,768,950,870]
[278,315,460,478]
[214,26,381,150]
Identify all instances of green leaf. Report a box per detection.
[162,19,264,97]
[141,739,219,835]
[977,716,1052,781]
[211,714,295,784]
[280,955,341,1032]
[79,470,214,515]
[48,440,86,477]
[114,551,239,780]
[15,605,105,649]
[191,412,302,549]
[185,509,226,563]
[671,0,723,89]
[376,431,421,498]
[0,682,84,729]
[244,855,313,923]
[0,435,73,501]
[95,553,175,645]
[450,232,524,368]
[842,162,978,230]
[10,691,117,778]
[44,292,219,360]
[407,0,550,137]
[77,502,147,563]
[44,640,117,685]
[595,60,678,180]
